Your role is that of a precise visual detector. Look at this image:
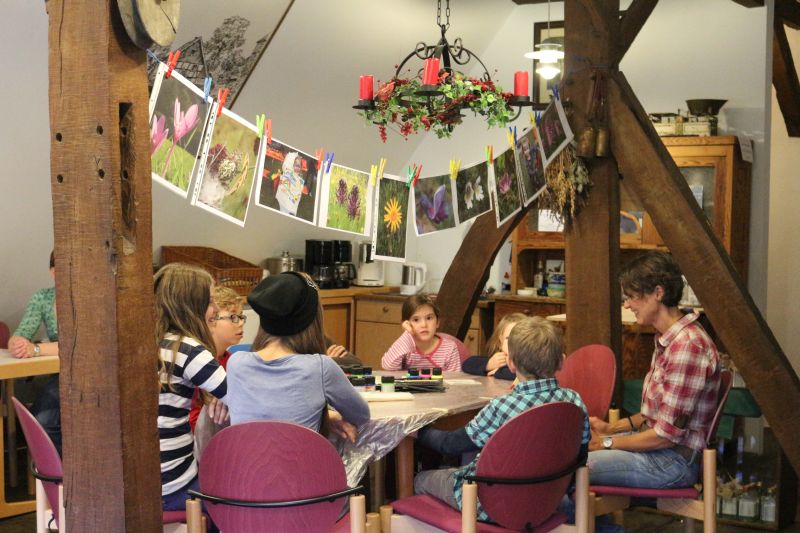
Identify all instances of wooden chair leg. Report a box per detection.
[35,479,47,533]
[684,517,696,532]
[200,515,207,533]
[703,449,717,533]
[366,512,380,533]
[185,499,203,533]
[574,466,590,533]
[379,504,393,532]
[461,482,477,533]
[369,458,385,512]
[350,494,366,533]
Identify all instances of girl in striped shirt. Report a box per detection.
[155,263,228,512]
[381,294,461,371]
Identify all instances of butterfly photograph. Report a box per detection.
[413,173,457,236]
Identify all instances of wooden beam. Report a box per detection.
[616,0,658,63]
[437,209,529,340]
[776,0,800,29]
[731,0,765,7]
[773,20,800,136]
[563,1,622,392]
[607,71,800,476]
[49,0,161,530]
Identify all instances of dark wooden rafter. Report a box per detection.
[616,0,658,63]
[776,0,800,29]
[49,0,161,530]
[731,0,765,8]
[607,71,800,475]
[773,19,800,136]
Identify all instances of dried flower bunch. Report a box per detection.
[360,72,515,141]
[537,145,592,227]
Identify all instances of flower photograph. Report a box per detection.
[255,138,320,225]
[514,128,546,205]
[193,108,261,226]
[149,64,212,197]
[537,97,574,166]
[492,147,522,226]
[320,164,371,235]
[454,162,491,224]
[413,174,456,236]
[374,175,409,261]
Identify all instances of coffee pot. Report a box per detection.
[400,262,427,295]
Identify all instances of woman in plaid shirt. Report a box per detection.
[588,252,721,489]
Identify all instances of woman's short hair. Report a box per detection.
[619,251,684,307]
[49,250,55,269]
[401,294,439,322]
[507,317,563,379]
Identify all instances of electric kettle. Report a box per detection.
[400,262,427,295]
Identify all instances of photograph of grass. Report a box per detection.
[537,97,574,167]
[413,174,457,236]
[319,163,371,235]
[372,174,409,262]
[492,147,522,227]
[192,106,262,226]
[514,128,546,206]
[454,161,491,224]
[255,138,320,225]
[149,63,212,197]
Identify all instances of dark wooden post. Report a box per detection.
[563,1,622,376]
[48,0,162,530]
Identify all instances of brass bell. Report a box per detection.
[595,126,609,157]
[576,127,597,158]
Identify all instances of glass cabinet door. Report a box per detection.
[672,155,728,243]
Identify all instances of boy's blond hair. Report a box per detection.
[211,286,243,313]
[507,316,563,379]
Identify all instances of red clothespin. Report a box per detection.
[216,88,230,117]
[412,164,423,187]
[265,119,272,146]
[165,51,181,79]
[315,148,324,171]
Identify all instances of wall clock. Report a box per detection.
[118,0,180,49]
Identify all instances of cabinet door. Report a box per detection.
[355,321,404,369]
[672,155,729,247]
[322,297,354,351]
[464,328,481,355]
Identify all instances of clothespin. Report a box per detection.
[506,127,515,149]
[255,114,266,139]
[324,152,335,173]
[485,145,494,165]
[265,119,272,146]
[378,158,387,181]
[369,164,378,186]
[535,111,543,127]
[216,88,230,117]
[552,84,560,101]
[529,111,537,126]
[315,149,324,171]
[413,164,422,186]
[449,159,461,181]
[203,77,213,103]
[165,51,181,79]
[405,165,416,188]
[514,126,518,145]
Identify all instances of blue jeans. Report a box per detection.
[32,375,61,457]
[587,448,699,489]
[162,476,200,512]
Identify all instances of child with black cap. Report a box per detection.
[226,272,370,439]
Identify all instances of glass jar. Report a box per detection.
[760,493,777,523]
[738,491,759,521]
[720,495,739,518]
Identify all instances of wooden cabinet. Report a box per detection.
[354,295,493,370]
[319,287,395,352]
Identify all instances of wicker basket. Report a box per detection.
[160,246,262,297]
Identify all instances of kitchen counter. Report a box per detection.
[318,286,397,299]
[356,291,494,310]
[489,293,566,305]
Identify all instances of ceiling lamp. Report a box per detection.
[353,0,533,140]
[524,0,564,81]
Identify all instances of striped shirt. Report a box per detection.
[381,331,461,371]
[641,312,720,451]
[159,334,227,496]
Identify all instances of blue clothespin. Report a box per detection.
[325,152,335,173]
[552,84,560,101]
[535,111,543,127]
[513,126,517,145]
[146,49,161,63]
[203,77,213,103]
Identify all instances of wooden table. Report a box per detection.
[0,348,59,519]
[340,373,512,503]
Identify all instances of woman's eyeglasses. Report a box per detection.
[213,314,247,324]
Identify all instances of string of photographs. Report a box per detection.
[148,61,573,259]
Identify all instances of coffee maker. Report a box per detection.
[332,240,356,289]
[354,242,385,287]
[305,239,334,289]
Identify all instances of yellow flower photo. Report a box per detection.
[384,197,403,233]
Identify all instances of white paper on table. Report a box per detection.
[444,379,482,385]
[359,391,414,402]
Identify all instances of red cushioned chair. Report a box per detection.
[590,369,733,533]
[555,344,616,419]
[0,320,10,349]
[186,420,366,533]
[438,332,471,364]
[389,402,590,532]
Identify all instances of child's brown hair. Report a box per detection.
[211,286,243,313]
[484,312,528,354]
[507,316,563,379]
[401,294,440,322]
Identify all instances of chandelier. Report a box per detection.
[524,0,565,81]
[353,0,534,140]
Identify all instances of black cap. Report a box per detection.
[247,272,319,336]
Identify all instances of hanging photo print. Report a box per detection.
[319,163,372,235]
[255,138,320,225]
[454,161,491,224]
[192,106,263,226]
[537,97,574,168]
[372,174,409,262]
[491,147,522,227]
[413,174,457,236]
[514,128,546,205]
[149,63,213,197]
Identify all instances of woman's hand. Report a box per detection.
[326,344,348,358]
[327,410,359,443]
[485,351,507,374]
[207,398,230,425]
[8,336,33,359]
[589,416,611,435]
[588,432,605,452]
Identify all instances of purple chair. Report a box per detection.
[555,344,616,419]
[0,320,10,349]
[389,402,591,532]
[186,421,366,533]
[590,369,734,533]
[438,332,471,365]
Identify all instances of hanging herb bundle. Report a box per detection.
[538,145,592,227]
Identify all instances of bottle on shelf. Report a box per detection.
[534,260,547,296]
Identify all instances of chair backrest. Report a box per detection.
[227,343,252,354]
[555,344,616,419]
[0,320,10,349]
[437,333,470,363]
[199,421,349,532]
[476,402,585,530]
[705,369,734,446]
[12,397,63,526]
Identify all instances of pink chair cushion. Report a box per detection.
[438,333,471,363]
[393,495,568,533]
[555,344,616,419]
[330,514,353,533]
[590,485,699,499]
[162,510,187,524]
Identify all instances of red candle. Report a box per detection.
[514,71,529,97]
[359,75,374,100]
[423,58,440,85]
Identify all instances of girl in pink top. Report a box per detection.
[381,294,461,371]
